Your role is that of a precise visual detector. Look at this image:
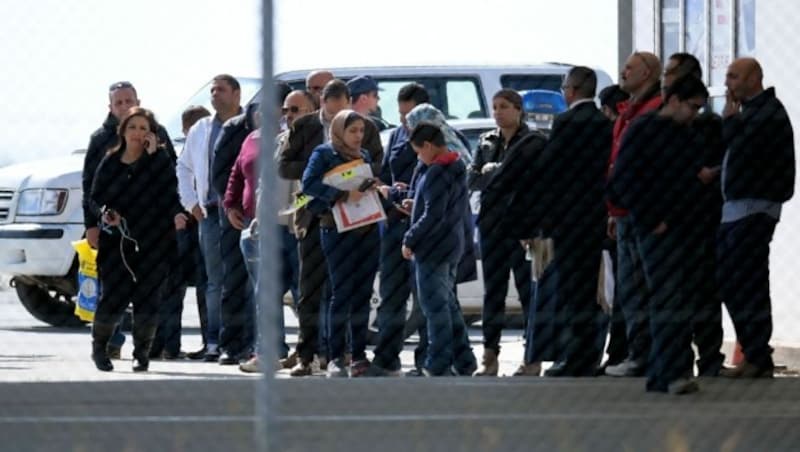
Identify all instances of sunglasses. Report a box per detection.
[282,105,304,114]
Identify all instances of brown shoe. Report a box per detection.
[512,362,541,377]
[107,345,122,360]
[473,349,499,376]
[290,360,314,377]
[719,361,774,378]
[280,351,298,369]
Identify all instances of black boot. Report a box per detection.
[91,323,117,372]
[132,323,158,372]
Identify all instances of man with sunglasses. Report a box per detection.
[305,70,334,109]
[607,75,710,394]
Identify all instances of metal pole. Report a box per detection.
[256,0,278,450]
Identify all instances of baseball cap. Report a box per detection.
[346,75,381,98]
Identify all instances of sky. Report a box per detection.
[0,0,618,166]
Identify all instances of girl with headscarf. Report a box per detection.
[405,103,471,161]
[301,109,381,378]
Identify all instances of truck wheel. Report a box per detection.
[14,280,86,328]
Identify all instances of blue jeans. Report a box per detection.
[637,227,694,392]
[218,206,255,356]
[615,216,650,364]
[199,208,223,349]
[416,260,472,375]
[321,225,379,362]
[240,224,299,359]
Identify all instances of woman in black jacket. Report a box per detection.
[89,107,183,372]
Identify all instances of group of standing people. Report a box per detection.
[83,52,794,394]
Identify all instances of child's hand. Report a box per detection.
[401,245,413,260]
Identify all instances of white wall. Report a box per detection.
[754,0,800,346]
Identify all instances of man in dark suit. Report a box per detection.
[531,66,612,376]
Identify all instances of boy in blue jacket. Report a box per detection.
[402,122,475,376]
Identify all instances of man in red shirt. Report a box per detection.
[604,51,663,377]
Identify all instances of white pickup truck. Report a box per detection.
[0,151,88,326]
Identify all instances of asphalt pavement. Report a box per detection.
[2,287,800,452]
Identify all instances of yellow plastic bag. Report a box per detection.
[72,239,98,322]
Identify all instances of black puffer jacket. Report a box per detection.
[82,113,174,229]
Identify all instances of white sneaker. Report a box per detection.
[239,356,262,373]
[605,359,645,377]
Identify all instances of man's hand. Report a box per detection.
[723,90,741,118]
[174,213,189,230]
[191,204,204,223]
[652,222,668,235]
[86,227,100,249]
[401,245,414,260]
[697,166,720,185]
[227,208,245,230]
[481,162,500,174]
[607,217,617,241]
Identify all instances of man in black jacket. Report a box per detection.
[607,75,709,394]
[278,79,383,376]
[533,67,612,377]
[209,101,260,364]
[718,58,795,378]
[81,81,174,359]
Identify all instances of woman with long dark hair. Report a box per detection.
[89,107,182,372]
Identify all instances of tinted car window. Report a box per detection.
[500,74,564,92]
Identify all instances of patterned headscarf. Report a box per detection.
[405,103,469,157]
[329,109,365,161]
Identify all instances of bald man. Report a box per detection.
[718,58,795,379]
[305,70,334,108]
[604,51,664,378]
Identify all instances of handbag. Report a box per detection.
[72,239,99,321]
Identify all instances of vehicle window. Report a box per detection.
[500,74,564,92]
[461,128,493,152]
[165,78,262,142]
[445,80,484,120]
[373,77,485,125]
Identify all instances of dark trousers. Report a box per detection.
[479,227,532,353]
[637,227,694,392]
[686,220,725,375]
[374,219,415,371]
[321,225,379,362]
[152,229,192,355]
[95,244,167,331]
[717,214,777,370]
[296,219,328,363]
[603,243,629,365]
[552,231,604,374]
[218,206,255,357]
[615,216,651,364]
[190,224,209,348]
